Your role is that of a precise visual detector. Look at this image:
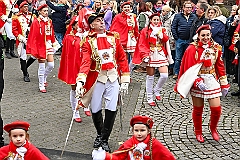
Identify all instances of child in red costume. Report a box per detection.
[92,115,175,160]
[174,25,230,143]
[0,121,49,159]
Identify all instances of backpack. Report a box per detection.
[137,12,149,31]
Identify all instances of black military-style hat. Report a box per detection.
[87,12,105,24]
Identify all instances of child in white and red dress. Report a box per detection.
[92,115,175,160]
[0,121,49,160]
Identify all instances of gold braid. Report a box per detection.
[149,132,153,160]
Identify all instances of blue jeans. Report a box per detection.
[54,32,64,46]
[169,50,176,69]
[174,39,189,75]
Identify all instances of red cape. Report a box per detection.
[0,140,49,160]
[133,26,169,65]
[58,33,82,85]
[110,13,139,48]
[105,135,175,160]
[26,18,56,59]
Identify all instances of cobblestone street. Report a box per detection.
[1,56,239,159]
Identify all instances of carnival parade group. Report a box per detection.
[0,0,238,159]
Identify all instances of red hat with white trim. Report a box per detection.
[37,4,48,11]
[19,1,28,8]
[121,1,131,8]
[196,24,211,34]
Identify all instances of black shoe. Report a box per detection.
[93,134,102,148]
[231,90,240,96]
[0,140,4,147]
[5,52,11,59]
[101,140,111,153]
[10,51,18,58]
[232,78,238,83]
[23,75,30,82]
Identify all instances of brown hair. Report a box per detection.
[9,130,30,140]
[138,2,149,13]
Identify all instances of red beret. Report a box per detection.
[37,4,48,11]
[196,24,211,34]
[149,13,160,20]
[4,121,30,133]
[121,1,131,8]
[19,1,28,8]
[130,115,153,129]
[76,3,84,10]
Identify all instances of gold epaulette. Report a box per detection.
[88,32,97,37]
[190,42,197,46]
[217,44,222,51]
[80,36,87,47]
[109,31,120,39]
[12,15,17,20]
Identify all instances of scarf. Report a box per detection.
[8,140,29,160]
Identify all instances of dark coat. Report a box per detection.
[206,15,226,46]
[189,14,208,42]
[46,1,69,33]
[171,12,196,40]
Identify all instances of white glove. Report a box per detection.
[197,81,208,91]
[132,142,147,160]
[6,18,12,23]
[92,147,106,160]
[221,88,229,97]
[120,83,129,96]
[23,38,27,44]
[76,81,85,98]
[12,8,19,13]
[1,15,7,21]
[143,57,149,63]
[194,78,208,91]
[18,35,27,44]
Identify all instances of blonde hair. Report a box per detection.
[92,0,103,12]
[206,5,222,19]
[162,5,171,12]
[146,2,153,11]
[110,0,118,14]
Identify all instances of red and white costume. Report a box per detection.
[77,31,130,111]
[0,0,18,39]
[175,41,228,99]
[12,10,33,59]
[110,12,139,53]
[104,135,175,160]
[133,25,173,67]
[26,15,60,91]
[132,24,173,105]
[27,15,60,59]
[0,140,49,160]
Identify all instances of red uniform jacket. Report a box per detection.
[0,140,49,160]
[77,31,130,107]
[58,31,82,85]
[110,12,139,48]
[26,17,58,59]
[133,26,169,65]
[105,135,175,160]
[12,11,32,46]
[0,0,7,28]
